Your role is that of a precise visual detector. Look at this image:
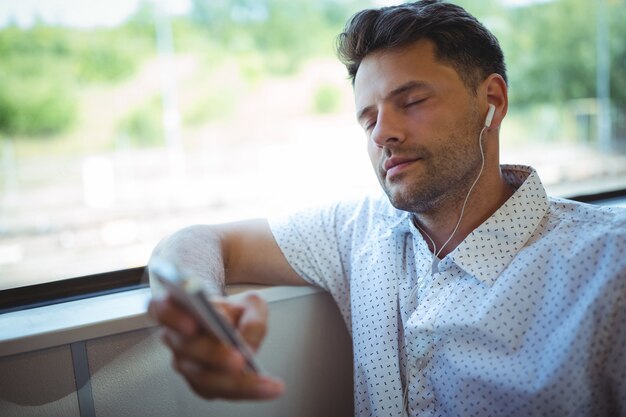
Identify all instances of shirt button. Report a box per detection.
[415,358,427,370]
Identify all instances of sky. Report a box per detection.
[0,0,190,28]
[0,0,554,28]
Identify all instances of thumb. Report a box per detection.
[236,293,268,352]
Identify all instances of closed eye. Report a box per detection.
[405,98,426,108]
[364,120,376,131]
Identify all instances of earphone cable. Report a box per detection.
[402,122,488,416]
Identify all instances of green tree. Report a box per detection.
[0,27,77,137]
[188,0,371,74]
[117,97,165,147]
[502,0,626,107]
[0,20,153,140]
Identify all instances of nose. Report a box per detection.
[370,109,405,148]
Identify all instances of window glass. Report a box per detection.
[1,0,625,290]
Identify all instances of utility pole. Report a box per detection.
[596,0,611,152]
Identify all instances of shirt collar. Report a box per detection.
[377,164,550,286]
[450,164,549,286]
[376,165,549,285]
[375,194,412,238]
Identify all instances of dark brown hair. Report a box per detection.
[336,0,507,92]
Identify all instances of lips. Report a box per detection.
[383,156,421,176]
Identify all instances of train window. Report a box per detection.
[1,0,625,300]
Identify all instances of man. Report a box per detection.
[149,1,626,416]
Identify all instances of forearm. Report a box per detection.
[149,225,226,295]
[149,219,306,294]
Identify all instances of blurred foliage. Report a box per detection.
[0,55,76,137]
[497,0,625,107]
[183,88,238,126]
[312,84,343,114]
[77,39,136,82]
[117,96,164,147]
[187,0,369,75]
[0,21,154,139]
[0,0,625,142]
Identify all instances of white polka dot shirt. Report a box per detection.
[269,165,626,417]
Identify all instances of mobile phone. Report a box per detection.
[150,258,262,374]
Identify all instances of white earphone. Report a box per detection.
[484,103,496,128]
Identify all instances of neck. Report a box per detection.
[412,166,514,259]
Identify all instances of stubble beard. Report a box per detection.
[378,112,484,215]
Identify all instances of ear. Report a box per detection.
[482,73,508,131]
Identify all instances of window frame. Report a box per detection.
[0,267,146,314]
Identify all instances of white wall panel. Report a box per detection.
[0,345,80,417]
[87,290,353,417]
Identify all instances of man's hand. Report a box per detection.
[148,293,285,400]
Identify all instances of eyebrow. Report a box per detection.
[356,80,432,123]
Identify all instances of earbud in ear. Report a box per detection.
[484,104,496,128]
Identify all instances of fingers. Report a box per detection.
[149,291,280,401]
[176,358,285,400]
[161,328,243,373]
[235,294,268,352]
[209,294,268,351]
[164,329,285,400]
[148,294,198,337]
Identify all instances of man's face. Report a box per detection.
[354,39,484,214]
